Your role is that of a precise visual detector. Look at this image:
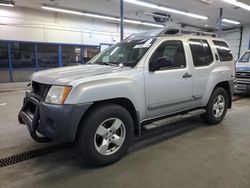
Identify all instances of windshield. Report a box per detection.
[239,52,250,63]
[91,37,156,67]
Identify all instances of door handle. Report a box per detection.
[183,73,192,79]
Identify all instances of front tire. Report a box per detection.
[77,103,133,166]
[201,87,228,125]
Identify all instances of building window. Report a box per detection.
[11,43,36,68]
[62,46,82,66]
[0,42,9,68]
[83,47,100,63]
[100,44,111,52]
[37,44,59,68]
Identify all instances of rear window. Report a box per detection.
[238,52,250,63]
[213,40,233,62]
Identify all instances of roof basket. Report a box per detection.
[160,28,217,37]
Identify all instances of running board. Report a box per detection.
[143,109,206,131]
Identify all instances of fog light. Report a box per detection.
[46,118,56,134]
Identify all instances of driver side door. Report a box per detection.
[144,40,193,118]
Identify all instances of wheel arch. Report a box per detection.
[75,98,140,142]
[213,81,232,109]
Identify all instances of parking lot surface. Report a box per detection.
[0,90,250,188]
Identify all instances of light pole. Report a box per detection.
[218,8,223,37]
[120,0,124,41]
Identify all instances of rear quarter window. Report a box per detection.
[213,40,233,62]
[202,40,213,64]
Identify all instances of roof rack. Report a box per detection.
[159,28,217,37]
[124,27,217,41]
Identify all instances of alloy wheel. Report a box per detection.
[94,118,126,155]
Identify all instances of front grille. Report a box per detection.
[236,72,250,79]
[31,81,51,101]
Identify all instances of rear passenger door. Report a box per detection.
[188,39,214,107]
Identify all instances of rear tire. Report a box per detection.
[201,87,228,125]
[77,103,133,166]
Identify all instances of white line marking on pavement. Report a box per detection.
[0,103,7,106]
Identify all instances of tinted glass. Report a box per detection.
[11,43,35,68]
[239,52,250,63]
[0,42,9,68]
[202,40,213,64]
[189,39,207,66]
[62,46,81,66]
[150,40,186,70]
[213,40,233,61]
[37,44,58,68]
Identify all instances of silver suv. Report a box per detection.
[18,28,235,166]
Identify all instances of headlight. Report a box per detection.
[45,86,72,104]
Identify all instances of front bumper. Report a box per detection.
[235,79,250,91]
[18,91,92,143]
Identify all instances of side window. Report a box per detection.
[150,40,186,70]
[213,40,233,61]
[189,39,207,67]
[202,40,214,64]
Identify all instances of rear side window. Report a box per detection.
[213,40,233,61]
[238,52,250,63]
[202,40,213,64]
[189,39,213,67]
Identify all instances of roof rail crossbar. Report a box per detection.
[160,28,217,37]
[180,29,217,37]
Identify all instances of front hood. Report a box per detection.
[236,62,250,72]
[31,64,130,85]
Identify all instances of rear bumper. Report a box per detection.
[18,91,92,143]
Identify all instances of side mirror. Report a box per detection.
[149,60,158,72]
[149,57,168,72]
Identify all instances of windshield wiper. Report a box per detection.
[94,62,119,67]
[103,62,119,67]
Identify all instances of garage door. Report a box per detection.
[221,28,241,60]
